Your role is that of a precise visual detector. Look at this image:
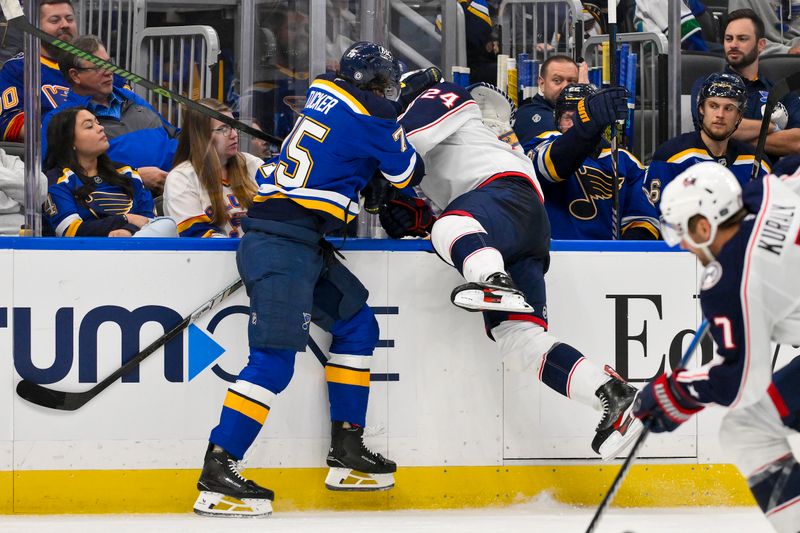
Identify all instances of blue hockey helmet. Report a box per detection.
[554,83,597,123]
[338,41,401,98]
[697,73,747,112]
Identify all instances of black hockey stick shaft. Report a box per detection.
[16,278,244,411]
[752,72,800,180]
[1,6,283,145]
[584,318,710,533]
[607,4,621,240]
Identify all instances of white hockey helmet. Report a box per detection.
[467,82,516,137]
[660,161,743,248]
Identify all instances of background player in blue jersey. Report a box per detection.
[634,162,800,532]
[647,73,771,206]
[527,84,660,240]
[194,41,424,518]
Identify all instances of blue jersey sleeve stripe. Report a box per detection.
[382,152,418,186]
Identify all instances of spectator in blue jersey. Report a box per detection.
[193,41,424,518]
[691,9,800,161]
[514,55,582,147]
[647,73,771,206]
[42,107,162,237]
[528,83,659,240]
[0,0,76,142]
[41,35,178,193]
[164,98,261,238]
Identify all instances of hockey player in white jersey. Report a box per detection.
[633,161,800,532]
[379,76,642,459]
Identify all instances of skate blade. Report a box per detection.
[596,413,644,461]
[452,288,534,313]
[325,468,395,492]
[193,491,272,518]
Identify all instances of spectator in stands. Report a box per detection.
[634,0,719,52]
[0,0,76,142]
[0,16,24,66]
[647,73,771,207]
[513,55,582,147]
[0,147,47,235]
[528,83,659,240]
[43,107,166,237]
[436,0,498,84]
[691,9,800,160]
[730,0,800,54]
[249,120,274,160]
[42,35,178,193]
[164,99,262,238]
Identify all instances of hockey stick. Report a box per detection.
[584,318,711,533]
[607,0,621,240]
[751,71,800,180]
[16,278,244,411]
[0,0,283,145]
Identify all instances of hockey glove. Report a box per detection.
[399,67,443,109]
[379,191,435,239]
[632,370,704,433]
[361,172,392,214]
[572,87,629,139]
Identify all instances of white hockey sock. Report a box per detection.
[567,358,610,411]
[462,247,505,283]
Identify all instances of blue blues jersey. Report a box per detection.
[678,174,800,409]
[250,73,420,232]
[44,165,154,236]
[513,94,557,147]
[529,131,659,240]
[646,130,771,206]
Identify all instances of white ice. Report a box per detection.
[0,502,773,533]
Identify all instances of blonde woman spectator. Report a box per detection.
[164,98,262,238]
[0,149,47,235]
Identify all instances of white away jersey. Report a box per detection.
[398,81,542,210]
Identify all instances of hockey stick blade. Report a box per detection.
[584,319,710,533]
[752,71,800,180]
[0,6,282,145]
[15,278,243,411]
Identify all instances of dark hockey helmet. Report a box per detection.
[338,41,401,99]
[697,73,747,113]
[554,83,598,123]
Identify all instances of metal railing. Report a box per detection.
[131,25,220,127]
[498,0,584,60]
[75,0,146,71]
[583,32,668,164]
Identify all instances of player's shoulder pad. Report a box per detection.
[399,81,475,132]
[651,132,698,162]
[312,72,399,120]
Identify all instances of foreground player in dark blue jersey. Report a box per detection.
[194,42,424,517]
[634,162,800,532]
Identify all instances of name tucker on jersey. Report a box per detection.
[305,90,339,114]
[758,203,796,255]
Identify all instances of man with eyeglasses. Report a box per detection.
[41,34,178,192]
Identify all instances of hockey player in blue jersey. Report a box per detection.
[380,79,645,461]
[646,73,771,206]
[527,83,660,240]
[193,41,424,518]
[633,161,800,532]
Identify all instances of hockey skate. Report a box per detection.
[193,444,274,518]
[325,421,396,491]
[451,272,534,313]
[591,372,644,461]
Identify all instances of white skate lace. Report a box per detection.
[226,458,248,482]
[597,394,611,431]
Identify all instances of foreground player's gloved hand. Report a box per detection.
[572,87,629,138]
[399,67,443,109]
[632,370,705,433]
[361,173,392,214]
[378,191,435,238]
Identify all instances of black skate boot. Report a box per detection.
[325,421,396,491]
[193,444,274,517]
[591,372,643,460]
[451,272,534,313]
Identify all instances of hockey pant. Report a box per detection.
[719,357,800,533]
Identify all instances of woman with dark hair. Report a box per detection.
[164,98,262,238]
[43,107,165,237]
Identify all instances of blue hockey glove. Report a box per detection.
[378,191,435,239]
[572,87,629,139]
[633,370,704,433]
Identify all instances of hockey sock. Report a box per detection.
[539,343,608,409]
[209,347,296,459]
[749,454,800,533]
[431,214,505,282]
[326,306,376,427]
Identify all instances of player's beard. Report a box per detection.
[41,30,75,57]
[726,46,758,70]
[703,122,737,142]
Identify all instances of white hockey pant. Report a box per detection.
[719,396,800,533]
